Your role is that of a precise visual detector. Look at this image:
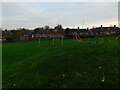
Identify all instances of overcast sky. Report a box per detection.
[1,2,118,30]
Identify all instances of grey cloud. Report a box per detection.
[2,2,118,29]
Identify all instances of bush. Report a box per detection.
[6,36,15,42]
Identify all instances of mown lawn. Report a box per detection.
[2,36,119,88]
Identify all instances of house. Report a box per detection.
[34,30,47,39]
[2,30,14,41]
[34,30,64,39]
[91,25,120,36]
[19,29,32,41]
[77,29,91,35]
[65,27,92,38]
[67,29,77,35]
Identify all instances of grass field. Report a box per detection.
[2,36,119,88]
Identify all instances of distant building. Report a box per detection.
[65,28,92,38]
[77,29,90,35]
[1,25,120,42]
[19,29,32,41]
[34,30,64,39]
[2,30,14,41]
[91,25,120,36]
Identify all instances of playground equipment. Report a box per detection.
[72,31,82,42]
[116,35,120,40]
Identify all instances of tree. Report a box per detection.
[65,27,70,33]
[13,30,21,40]
[34,27,43,33]
[65,27,70,36]
[5,29,7,31]
[44,25,49,30]
[54,24,63,31]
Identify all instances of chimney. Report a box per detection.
[87,27,89,30]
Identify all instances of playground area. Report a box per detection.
[2,36,119,88]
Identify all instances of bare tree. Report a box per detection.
[54,24,63,31]
[44,25,49,30]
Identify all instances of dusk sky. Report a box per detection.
[1,2,118,30]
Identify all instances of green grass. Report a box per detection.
[2,36,119,88]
